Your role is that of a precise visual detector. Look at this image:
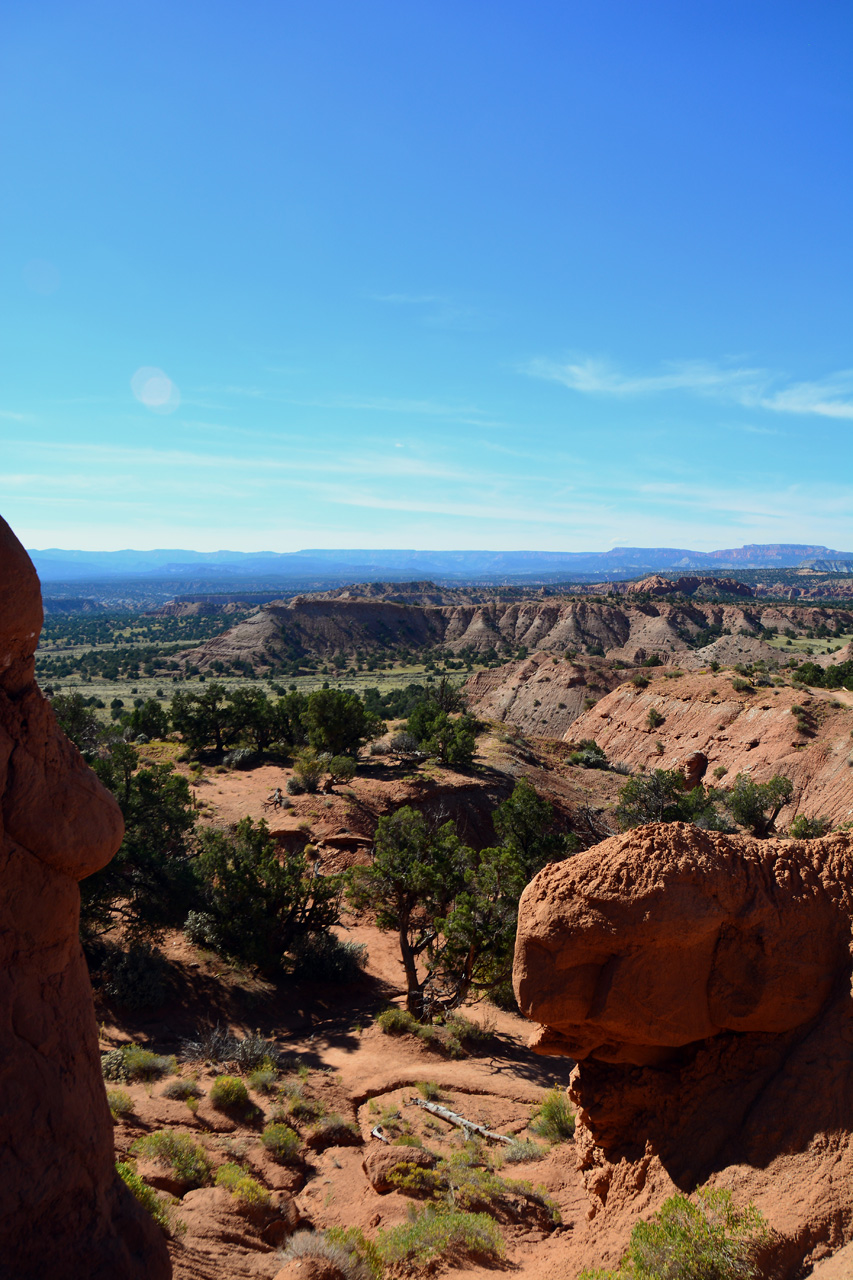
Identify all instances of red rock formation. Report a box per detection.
[179,591,847,673]
[0,515,171,1278]
[513,822,853,1273]
[567,670,853,828]
[680,750,708,789]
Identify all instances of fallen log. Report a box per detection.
[412,1097,512,1144]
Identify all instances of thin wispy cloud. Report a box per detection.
[12,439,471,485]
[528,355,853,419]
[370,291,493,332]
[528,356,763,398]
[758,372,853,420]
[283,392,505,427]
[370,293,444,305]
[0,409,32,422]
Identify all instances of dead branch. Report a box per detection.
[411,1097,512,1144]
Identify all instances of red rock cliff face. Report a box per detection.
[513,822,853,1274]
[0,516,171,1278]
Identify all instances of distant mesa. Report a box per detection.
[27,542,853,583]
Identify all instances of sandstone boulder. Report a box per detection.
[680,750,708,788]
[0,515,171,1278]
[179,1185,298,1249]
[513,820,853,1274]
[514,822,848,1065]
[363,1143,436,1192]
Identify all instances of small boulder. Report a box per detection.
[274,1260,346,1280]
[363,1144,436,1193]
[681,751,708,788]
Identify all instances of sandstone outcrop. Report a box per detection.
[464,651,626,739]
[568,669,853,828]
[513,822,853,1273]
[0,515,171,1278]
[177,591,847,676]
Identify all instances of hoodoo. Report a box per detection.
[513,821,853,1274]
[0,515,171,1278]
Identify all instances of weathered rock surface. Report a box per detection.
[0,515,171,1278]
[568,670,853,828]
[178,591,848,675]
[177,1185,298,1251]
[465,651,628,739]
[362,1143,437,1192]
[513,822,853,1274]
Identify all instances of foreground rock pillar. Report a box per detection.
[0,516,171,1278]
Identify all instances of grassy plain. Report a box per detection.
[35,607,482,719]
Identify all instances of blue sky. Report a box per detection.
[2,0,851,553]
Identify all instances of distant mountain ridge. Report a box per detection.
[27,543,853,583]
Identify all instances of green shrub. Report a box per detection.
[106,1088,134,1119]
[161,1078,201,1101]
[615,769,729,831]
[101,1045,176,1083]
[646,708,665,730]
[788,813,832,839]
[248,1068,278,1093]
[292,747,324,792]
[262,1122,301,1162]
[213,1160,244,1190]
[279,1227,382,1280]
[377,1205,505,1266]
[308,1114,361,1147]
[183,910,218,947]
[387,1161,448,1198]
[131,1131,212,1188]
[289,1094,326,1123]
[377,1007,420,1035]
[100,944,168,1009]
[417,1080,441,1101]
[444,1013,492,1045]
[209,1075,249,1111]
[731,677,753,693]
[500,1139,547,1163]
[180,1025,282,1071]
[116,1161,175,1235]
[193,818,342,976]
[577,1186,768,1279]
[724,773,793,837]
[530,1088,575,1142]
[214,1163,271,1209]
[568,740,609,769]
[290,932,368,982]
[388,1152,560,1224]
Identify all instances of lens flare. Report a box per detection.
[130,366,181,414]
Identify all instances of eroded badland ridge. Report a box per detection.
[9,544,853,1279]
[174,578,852,682]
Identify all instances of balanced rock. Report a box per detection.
[514,821,848,1065]
[0,515,171,1278]
[513,821,853,1274]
